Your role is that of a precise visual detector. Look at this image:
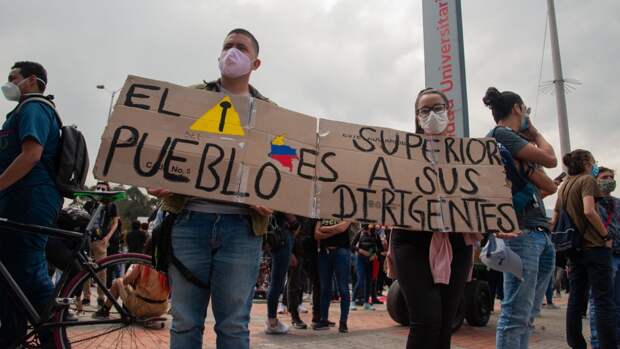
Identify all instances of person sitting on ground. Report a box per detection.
[126,220,147,254]
[93,238,169,319]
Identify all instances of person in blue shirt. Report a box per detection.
[0,61,62,349]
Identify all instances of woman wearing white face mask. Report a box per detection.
[390,88,481,349]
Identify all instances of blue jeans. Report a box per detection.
[588,254,620,349]
[267,233,292,319]
[496,230,555,349]
[168,212,261,349]
[355,254,372,304]
[318,248,351,323]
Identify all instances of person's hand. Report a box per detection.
[496,231,523,240]
[148,188,172,198]
[251,205,273,217]
[369,255,377,261]
[606,239,613,248]
[290,255,298,268]
[520,119,539,142]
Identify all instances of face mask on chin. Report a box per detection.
[420,110,448,135]
[218,47,252,79]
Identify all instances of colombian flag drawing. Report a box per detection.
[269,135,299,172]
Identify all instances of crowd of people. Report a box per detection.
[0,27,618,349]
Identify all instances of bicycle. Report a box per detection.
[0,190,167,348]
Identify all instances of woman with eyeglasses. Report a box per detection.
[390,88,481,349]
[553,150,616,349]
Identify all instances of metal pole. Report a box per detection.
[547,0,571,157]
[107,90,117,118]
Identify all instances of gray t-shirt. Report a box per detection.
[487,127,549,230]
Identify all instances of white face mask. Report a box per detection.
[218,47,252,79]
[1,77,46,102]
[1,80,25,101]
[420,110,449,134]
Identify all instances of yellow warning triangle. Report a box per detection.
[190,96,245,136]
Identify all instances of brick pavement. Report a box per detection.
[73,291,588,348]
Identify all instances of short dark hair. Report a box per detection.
[227,28,260,56]
[563,149,593,176]
[12,61,47,91]
[482,87,523,123]
[131,220,141,230]
[414,87,450,134]
[598,166,615,178]
[96,181,110,190]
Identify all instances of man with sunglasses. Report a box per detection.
[82,181,121,306]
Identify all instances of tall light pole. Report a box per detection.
[547,0,571,158]
[96,85,119,118]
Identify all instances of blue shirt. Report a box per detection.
[0,100,60,197]
[487,127,549,230]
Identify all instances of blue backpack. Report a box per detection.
[491,127,537,213]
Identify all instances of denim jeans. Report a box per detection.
[496,230,555,349]
[567,247,617,349]
[318,248,351,323]
[168,212,262,349]
[589,255,620,349]
[267,233,292,319]
[355,254,372,303]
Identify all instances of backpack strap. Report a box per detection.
[14,95,63,128]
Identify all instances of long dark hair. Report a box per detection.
[482,87,523,123]
[414,87,449,134]
[563,149,593,175]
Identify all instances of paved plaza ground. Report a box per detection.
[83,292,587,348]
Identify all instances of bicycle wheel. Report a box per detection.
[52,253,169,349]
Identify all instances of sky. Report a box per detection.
[1,0,619,207]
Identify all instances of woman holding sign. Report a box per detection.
[391,88,481,349]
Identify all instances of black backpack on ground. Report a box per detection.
[15,95,89,198]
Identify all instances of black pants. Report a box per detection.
[297,253,321,323]
[566,247,617,349]
[392,231,472,349]
[487,269,504,308]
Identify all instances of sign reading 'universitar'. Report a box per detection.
[94,75,518,234]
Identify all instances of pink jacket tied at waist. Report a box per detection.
[429,232,482,285]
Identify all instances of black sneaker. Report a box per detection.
[338,321,348,333]
[292,320,308,329]
[327,320,336,327]
[312,320,330,330]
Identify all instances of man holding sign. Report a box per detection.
[149,29,274,349]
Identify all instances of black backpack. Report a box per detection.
[15,96,89,198]
[551,179,583,253]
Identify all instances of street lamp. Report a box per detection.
[96,84,120,118]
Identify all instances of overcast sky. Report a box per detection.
[1,0,619,206]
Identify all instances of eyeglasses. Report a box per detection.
[417,103,446,117]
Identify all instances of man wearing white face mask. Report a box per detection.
[148,29,275,349]
[0,61,62,349]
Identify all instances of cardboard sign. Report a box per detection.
[94,75,518,234]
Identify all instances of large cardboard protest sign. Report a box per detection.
[94,75,518,234]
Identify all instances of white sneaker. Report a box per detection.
[298,303,308,314]
[277,303,287,314]
[363,303,375,311]
[265,319,289,334]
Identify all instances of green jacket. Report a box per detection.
[161,79,274,235]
